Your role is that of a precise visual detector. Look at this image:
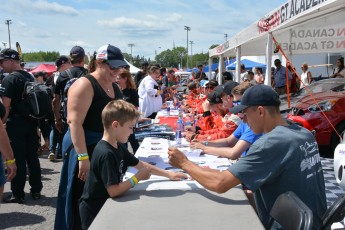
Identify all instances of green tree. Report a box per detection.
[22,51,60,62]
[155,47,186,68]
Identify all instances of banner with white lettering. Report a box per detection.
[279,23,345,54]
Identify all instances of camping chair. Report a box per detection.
[321,194,345,230]
[267,191,313,230]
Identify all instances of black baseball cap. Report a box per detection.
[222,81,239,96]
[55,55,70,69]
[96,44,129,68]
[70,46,85,59]
[207,90,223,104]
[206,79,218,88]
[0,48,20,61]
[229,84,280,114]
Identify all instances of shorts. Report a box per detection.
[0,155,6,186]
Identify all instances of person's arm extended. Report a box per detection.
[191,135,250,159]
[135,161,188,181]
[168,147,241,193]
[67,78,93,181]
[107,166,151,198]
[201,140,250,160]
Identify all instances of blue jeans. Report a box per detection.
[49,124,67,156]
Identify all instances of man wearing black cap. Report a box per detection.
[168,84,327,229]
[134,61,149,88]
[0,48,43,203]
[273,58,291,95]
[52,46,88,145]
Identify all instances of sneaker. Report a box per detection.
[48,152,55,161]
[3,194,25,204]
[56,154,62,159]
[30,192,41,200]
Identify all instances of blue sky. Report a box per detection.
[0,0,286,59]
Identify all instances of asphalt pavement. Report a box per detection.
[0,150,61,230]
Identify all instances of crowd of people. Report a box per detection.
[0,44,343,229]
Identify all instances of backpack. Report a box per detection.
[13,72,52,119]
[62,77,78,121]
[61,68,87,121]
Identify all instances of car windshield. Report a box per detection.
[296,80,345,97]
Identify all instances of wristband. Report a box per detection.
[77,153,89,157]
[78,156,89,161]
[131,175,139,185]
[5,159,16,165]
[203,141,209,146]
[128,178,135,188]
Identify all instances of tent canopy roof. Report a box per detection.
[30,63,56,75]
[226,59,266,70]
[209,0,345,57]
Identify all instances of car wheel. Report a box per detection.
[331,121,345,153]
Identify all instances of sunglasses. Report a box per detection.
[233,100,241,106]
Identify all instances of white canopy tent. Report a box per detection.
[209,0,345,85]
[125,59,141,75]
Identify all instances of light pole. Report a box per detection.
[128,43,134,63]
[155,46,161,63]
[189,41,194,68]
[5,20,12,48]
[2,42,7,49]
[224,33,228,42]
[184,26,190,68]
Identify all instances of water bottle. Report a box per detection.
[177,117,184,131]
[176,118,183,145]
[178,108,183,119]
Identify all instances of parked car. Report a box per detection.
[282,78,345,152]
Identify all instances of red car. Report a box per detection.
[283,78,345,152]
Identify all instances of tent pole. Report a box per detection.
[236,46,241,83]
[219,54,223,84]
[265,32,273,86]
[208,57,212,81]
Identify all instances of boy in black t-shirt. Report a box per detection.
[79,100,187,229]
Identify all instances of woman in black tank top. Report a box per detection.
[56,44,129,230]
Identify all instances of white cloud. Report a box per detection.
[33,1,80,16]
[165,13,183,22]
[97,17,161,29]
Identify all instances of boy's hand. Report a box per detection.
[136,167,151,181]
[168,171,188,181]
